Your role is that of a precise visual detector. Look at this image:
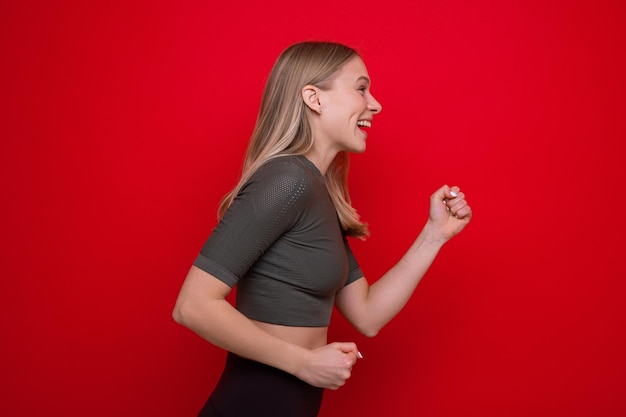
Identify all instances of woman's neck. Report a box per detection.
[304,147,337,176]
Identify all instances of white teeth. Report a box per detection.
[357,120,371,128]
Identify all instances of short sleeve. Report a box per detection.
[194,160,311,287]
[343,236,364,286]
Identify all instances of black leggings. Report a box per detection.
[198,352,324,417]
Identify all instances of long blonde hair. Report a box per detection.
[218,41,368,238]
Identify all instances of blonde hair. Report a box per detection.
[218,41,368,238]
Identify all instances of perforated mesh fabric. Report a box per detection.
[194,155,363,327]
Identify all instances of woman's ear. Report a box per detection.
[302,85,323,114]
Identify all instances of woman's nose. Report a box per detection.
[368,94,382,114]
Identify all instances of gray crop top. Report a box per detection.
[193,155,364,327]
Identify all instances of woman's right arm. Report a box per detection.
[173,265,359,390]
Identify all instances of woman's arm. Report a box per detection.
[173,266,360,389]
[335,185,472,337]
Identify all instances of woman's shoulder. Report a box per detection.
[253,155,323,186]
[239,156,310,199]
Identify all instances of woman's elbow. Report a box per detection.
[172,305,184,325]
[355,322,381,338]
[362,328,380,338]
[344,310,382,337]
[172,297,193,326]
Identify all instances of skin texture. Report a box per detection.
[302,56,382,174]
[173,55,472,390]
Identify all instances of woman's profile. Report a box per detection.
[173,41,472,417]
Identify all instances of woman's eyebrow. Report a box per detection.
[356,76,371,85]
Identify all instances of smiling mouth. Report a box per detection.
[357,120,371,128]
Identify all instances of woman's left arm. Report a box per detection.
[335,184,472,337]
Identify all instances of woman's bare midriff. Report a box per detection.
[251,319,328,350]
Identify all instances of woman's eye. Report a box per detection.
[358,86,367,94]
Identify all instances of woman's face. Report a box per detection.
[316,56,382,154]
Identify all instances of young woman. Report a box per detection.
[173,41,472,417]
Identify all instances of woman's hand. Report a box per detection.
[295,342,361,390]
[427,184,472,243]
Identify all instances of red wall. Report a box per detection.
[2,1,625,416]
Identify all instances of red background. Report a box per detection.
[2,1,625,416]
